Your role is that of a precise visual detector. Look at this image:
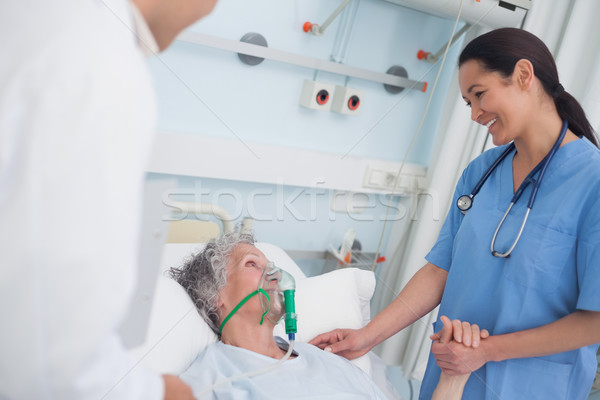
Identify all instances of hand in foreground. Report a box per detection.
[431,316,489,400]
[163,375,196,400]
[309,328,373,360]
[430,315,490,376]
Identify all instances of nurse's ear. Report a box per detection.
[512,59,535,91]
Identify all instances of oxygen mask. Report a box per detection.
[258,262,298,340]
[220,262,297,340]
[201,262,298,398]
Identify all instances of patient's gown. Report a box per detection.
[181,337,387,399]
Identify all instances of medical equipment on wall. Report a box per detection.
[325,229,386,271]
[370,0,466,270]
[199,262,297,398]
[457,120,569,258]
[302,0,352,36]
[299,79,335,110]
[414,0,532,64]
[382,0,531,29]
[331,85,363,115]
[328,243,387,271]
[301,0,365,114]
[178,31,427,93]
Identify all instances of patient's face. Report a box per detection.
[219,244,269,322]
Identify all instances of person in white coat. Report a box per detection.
[0,0,216,399]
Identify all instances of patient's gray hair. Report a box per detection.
[169,232,255,337]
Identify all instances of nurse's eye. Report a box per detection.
[474,91,484,98]
[465,101,472,108]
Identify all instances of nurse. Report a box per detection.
[311,28,600,399]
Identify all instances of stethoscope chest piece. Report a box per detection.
[456,195,473,214]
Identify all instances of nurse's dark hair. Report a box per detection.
[169,231,256,337]
[459,28,598,148]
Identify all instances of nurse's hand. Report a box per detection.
[309,327,373,360]
[430,316,491,376]
[163,375,196,400]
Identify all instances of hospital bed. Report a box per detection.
[128,202,401,399]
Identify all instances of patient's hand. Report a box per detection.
[431,315,490,377]
[309,327,372,360]
[430,316,488,400]
[163,375,195,400]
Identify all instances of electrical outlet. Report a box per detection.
[363,165,416,195]
[383,171,397,187]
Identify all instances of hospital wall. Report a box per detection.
[146,0,463,272]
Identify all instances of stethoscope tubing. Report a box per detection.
[473,143,516,198]
[459,120,569,257]
[490,204,530,258]
[456,143,515,213]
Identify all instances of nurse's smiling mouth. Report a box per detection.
[485,118,497,130]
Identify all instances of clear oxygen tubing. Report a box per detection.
[194,338,296,399]
[368,0,498,272]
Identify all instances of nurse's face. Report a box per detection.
[459,60,528,146]
[218,244,269,323]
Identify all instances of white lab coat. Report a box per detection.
[0,0,162,398]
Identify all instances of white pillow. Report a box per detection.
[255,242,306,281]
[129,243,376,376]
[274,267,376,375]
[128,276,217,374]
[273,268,375,343]
[129,243,212,374]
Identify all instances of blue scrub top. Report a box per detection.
[419,138,600,400]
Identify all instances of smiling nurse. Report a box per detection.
[311,28,600,400]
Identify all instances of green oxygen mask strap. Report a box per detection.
[219,288,270,334]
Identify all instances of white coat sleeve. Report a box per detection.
[0,0,162,398]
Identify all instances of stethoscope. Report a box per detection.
[456,120,568,258]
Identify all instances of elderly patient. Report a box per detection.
[169,232,387,399]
